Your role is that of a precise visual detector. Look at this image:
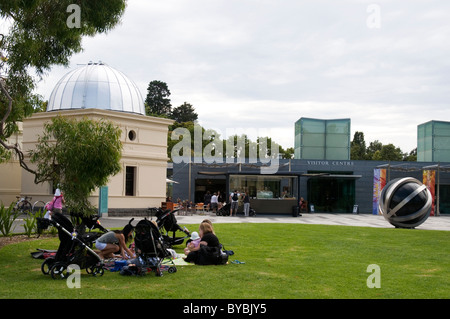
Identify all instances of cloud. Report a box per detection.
[33,0,450,153]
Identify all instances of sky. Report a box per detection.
[31,0,450,153]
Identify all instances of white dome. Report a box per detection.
[47,62,145,115]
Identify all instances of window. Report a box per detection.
[125,166,136,196]
[229,175,298,199]
[128,130,136,141]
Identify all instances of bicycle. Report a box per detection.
[13,195,33,215]
[32,200,51,216]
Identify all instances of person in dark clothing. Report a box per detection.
[184,221,221,265]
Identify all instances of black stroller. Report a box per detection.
[71,212,108,233]
[152,207,190,248]
[37,212,104,279]
[216,203,230,216]
[121,218,176,276]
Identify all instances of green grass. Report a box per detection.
[0,223,449,299]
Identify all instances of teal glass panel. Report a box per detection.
[326,148,349,160]
[302,133,325,147]
[302,147,325,159]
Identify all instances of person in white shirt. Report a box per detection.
[211,192,219,214]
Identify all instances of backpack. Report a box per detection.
[232,193,238,201]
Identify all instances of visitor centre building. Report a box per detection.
[171,118,450,216]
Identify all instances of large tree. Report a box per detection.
[171,102,198,123]
[145,80,172,117]
[0,0,127,178]
[30,116,122,215]
[350,131,366,160]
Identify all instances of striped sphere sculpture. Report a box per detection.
[378,177,432,228]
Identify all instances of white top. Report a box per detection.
[47,62,145,115]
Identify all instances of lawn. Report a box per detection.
[0,223,449,300]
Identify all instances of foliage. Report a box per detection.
[145,80,172,117]
[22,212,36,238]
[0,0,127,170]
[145,80,199,123]
[171,102,198,123]
[0,201,19,236]
[0,223,449,299]
[22,209,45,238]
[351,131,417,161]
[168,121,292,162]
[29,116,123,216]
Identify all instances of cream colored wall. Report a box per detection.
[0,123,23,207]
[20,109,172,211]
[0,161,22,207]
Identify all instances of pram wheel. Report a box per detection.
[50,262,68,280]
[41,258,55,275]
[89,265,104,277]
[168,266,177,274]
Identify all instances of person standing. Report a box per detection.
[210,192,219,214]
[229,190,239,216]
[242,191,250,217]
[53,189,65,213]
[203,191,211,212]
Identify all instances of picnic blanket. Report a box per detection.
[105,254,193,272]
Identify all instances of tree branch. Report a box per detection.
[0,78,39,182]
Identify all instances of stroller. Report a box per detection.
[152,207,191,248]
[37,212,104,279]
[216,203,230,216]
[121,218,176,276]
[71,212,108,233]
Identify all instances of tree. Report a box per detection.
[145,80,172,117]
[403,148,417,161]
[0,0,127,176]
[281,147,295,159]
[372,144,403,161]
[30,116,122,215]
[350,131,366,160]
[171,102,198,123]
[366,140,383,160]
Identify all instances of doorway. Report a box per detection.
[307,176,356,213]
[195,178,226,203]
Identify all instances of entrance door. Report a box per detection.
[307,177,355,213]
[195,178,226,203]
[438,184,450,214]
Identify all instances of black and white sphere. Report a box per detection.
[378,177,432,228]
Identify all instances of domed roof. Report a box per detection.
[47,62,145,115]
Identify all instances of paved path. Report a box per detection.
[96,213,450,231]
[11,212,450,234]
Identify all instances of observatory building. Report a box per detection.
[17,62,172,214]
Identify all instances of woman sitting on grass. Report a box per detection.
[184,221,221,265]
[95,223,135,260]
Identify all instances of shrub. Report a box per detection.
[0,202,20,236]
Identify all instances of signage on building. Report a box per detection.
[307,160,355,166]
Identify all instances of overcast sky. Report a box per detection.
[34,0,450,153]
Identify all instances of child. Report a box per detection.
[184,231,201,255]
